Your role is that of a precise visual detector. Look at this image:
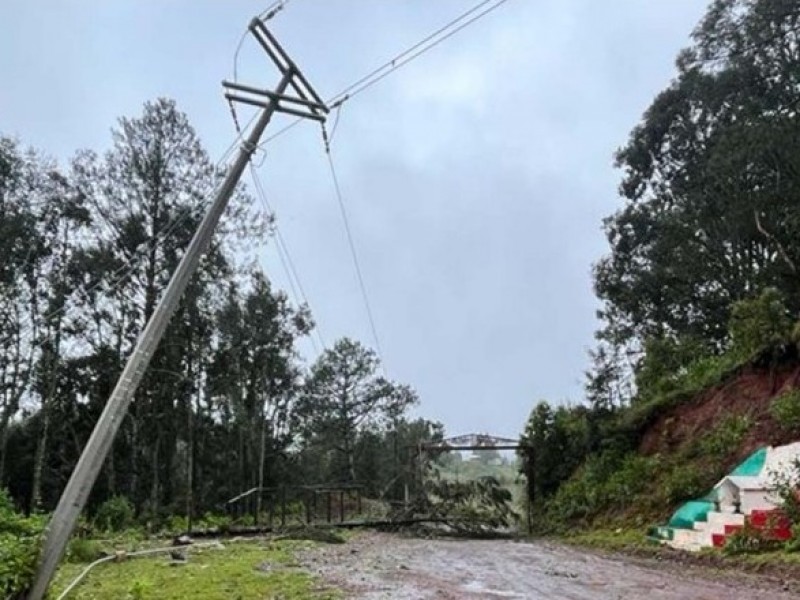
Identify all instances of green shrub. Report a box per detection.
[785,523,800,552]
[165,515,189,534]
[93,495,135,532]
[661,464,706,505]
[770,389,800,431]
[66,537,103,563]
[544,452,657,525]
[723,524,781,555]
[235,514,255,527]
[769,457,800,525]
[699,415,751,458]
[603,454,657,508]
[0,489,45,599]
[0,488,14,514]
[729,288,791,360]
[636,335,712,398]
[678,353,739,394]
[196,512,232,532]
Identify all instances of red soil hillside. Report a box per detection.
[639,352,800,470]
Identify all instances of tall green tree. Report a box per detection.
[297,338,418,482]
[207,271,312,508]
[0,137,39,482]
[592,0,800,401]
[520,401,589,504]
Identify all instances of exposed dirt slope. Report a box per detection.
[639,353,800,469]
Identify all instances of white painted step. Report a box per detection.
[707,511,744,530]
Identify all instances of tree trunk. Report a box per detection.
[256,412,267,520]
[106,447,116,495]
[32,325,64,511]
[186,393,194,532]
[129,417,139,505]
[30,404,50,511]
[150,430,161,521]
[0,407,10,484]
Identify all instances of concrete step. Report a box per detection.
[707,511,744,529]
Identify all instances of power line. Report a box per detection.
[259,0,513,148]
[227,64,327,354]
[254,0,516,367]
[233,0,513,365]
[329,0,506,104]
[321,130,385,367]
[247,163,327,353]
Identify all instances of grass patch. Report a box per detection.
[48,539,338,600]
[560,528,655,552]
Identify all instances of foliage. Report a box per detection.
[770,389,800,431]
[165,515,189,534]
[422,475,519,533]
[520,0,800,545]
[0,98,422,539]
[66,537,103,563]
[194,513,232,532]
[698,415,752,458]
[562,528,653,552]
[786,523,800,553]
[635,335,713,398]
[296,338,418,483]
[769,458,800,526]
[723,524,780,556]
[622,348,745,446]
[544,452,657,526]
[93,495,135,533]
[519,401,590,504]
[729,289,792,360]
[660,464,707,505]
[0,489,44,599]
[591,0,800,405]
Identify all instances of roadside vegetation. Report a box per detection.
[2,0,800,595]
[518,0,800,563]
[47,539,338,600]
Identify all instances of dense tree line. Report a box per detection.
[589,0,800,406]
[0,99,436,522]
[522,0,800,520]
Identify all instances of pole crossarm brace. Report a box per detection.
[224,19,329,124]
[27,15,326,600]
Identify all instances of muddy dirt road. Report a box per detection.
[298,532,795,599]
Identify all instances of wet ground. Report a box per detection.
[297,532,796,599]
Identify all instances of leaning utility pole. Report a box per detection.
[28,16,327,600]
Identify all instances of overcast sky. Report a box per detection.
[0,0,709,438]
